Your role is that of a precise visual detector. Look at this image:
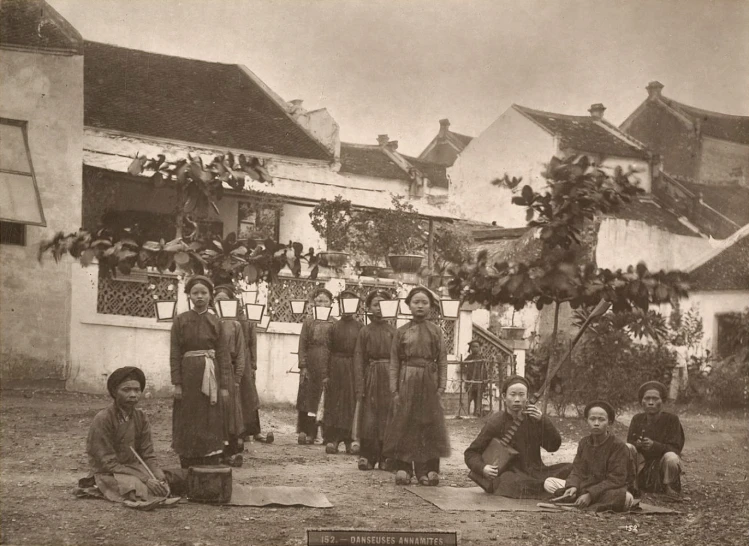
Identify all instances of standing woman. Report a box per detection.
[323,291,363,454]
[353,290,397,470]
[296,288,335,445]
[213,285,247,467]
[238,305,273,445]
[384,287,451,486]
[170,275,231,468]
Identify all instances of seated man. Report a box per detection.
[464,375,572,498]
[626,381,685,497]
[80,366,185,503]
[544,401,636,512]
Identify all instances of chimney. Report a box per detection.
[646,81,664,99]
[439,118,450,137]
[377,134,389,146]
[588,103,606,119]
[386,140,399,151]
[288,99,305,113]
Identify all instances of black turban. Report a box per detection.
[107,366,146,398]
[502,375,530,394]
[638,381,667,401]
[584,400,616,423]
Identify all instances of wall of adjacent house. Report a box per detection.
[0,48,83,386]
[622,100,700,180]
[448,107,556,226]
[698,137,749,186]
[595,218,712,271]
[674,291,749,355]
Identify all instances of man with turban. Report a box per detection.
[80,367,185,504]
[464,375,572,498]
[626,381,685,497]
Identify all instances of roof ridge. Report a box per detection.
[513,104,590,121]
[84,40,236,67]
[662,95,749,121]
[686,222,749,273]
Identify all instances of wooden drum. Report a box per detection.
[187,465,233,504]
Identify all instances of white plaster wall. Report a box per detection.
[596,218,712,271]
[448,107,556,226]
[292,108,340,159]
[279,203,325,251]
[0,48,83,383]
[678,291,749,354]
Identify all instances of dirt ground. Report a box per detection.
[1,391,747,546]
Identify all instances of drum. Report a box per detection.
[187,465,233,504]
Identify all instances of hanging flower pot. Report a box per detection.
[320,251,349,268]
[388,254,424,274]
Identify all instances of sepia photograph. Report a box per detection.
[1,0,748,544]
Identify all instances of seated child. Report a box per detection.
[544,400,636,512]
[79,367,186,503]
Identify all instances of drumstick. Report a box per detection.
[130,446,158,481]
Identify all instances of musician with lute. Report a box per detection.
[464,375,572,498]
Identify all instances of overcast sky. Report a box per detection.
[51,0,749,156]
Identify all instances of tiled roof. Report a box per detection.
[0,0,82,53]
[339,144,449,188]
[689,233,749,291]
[514,105,650,159]
[661,97,749,145]
[83,41,330,161]
[678,180,749,228]
[611,198,699,237]
[449,131,474,148]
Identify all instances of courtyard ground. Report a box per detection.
[1,391,747,546]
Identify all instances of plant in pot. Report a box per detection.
[355,195,425,274]
[309,195,354,268]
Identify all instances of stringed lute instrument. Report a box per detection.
[468,299,611,493]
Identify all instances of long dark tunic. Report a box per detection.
[383,319,451,463]
[239,321,261,436]
[566,433,631,512]
[296,318,335,414]
[86,404,163,502]
[170,310,230,458]
[218,319,246,440]
[465,411,572,498]
[324,315,362,433]
[626,411,685,492]
[354,319,396,443]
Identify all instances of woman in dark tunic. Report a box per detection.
[214,285,247,466]
[384,287,450,486]
[324,291,363,454]
[239,312,273,444]
[170,276,231,468]
[296,288,335,445]
[354,290,396,470]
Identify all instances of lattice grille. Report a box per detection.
[97,273,177,318]
[267,277,326,323]
[344,281,397,324]
[472,334,514,387]
[440,319,457,355]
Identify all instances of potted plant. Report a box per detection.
[350,196,425,274]
[309,196,353,268]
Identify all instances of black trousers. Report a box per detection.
[394,458,440,478]
[324,425,352,445]
[297,411,319,439]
